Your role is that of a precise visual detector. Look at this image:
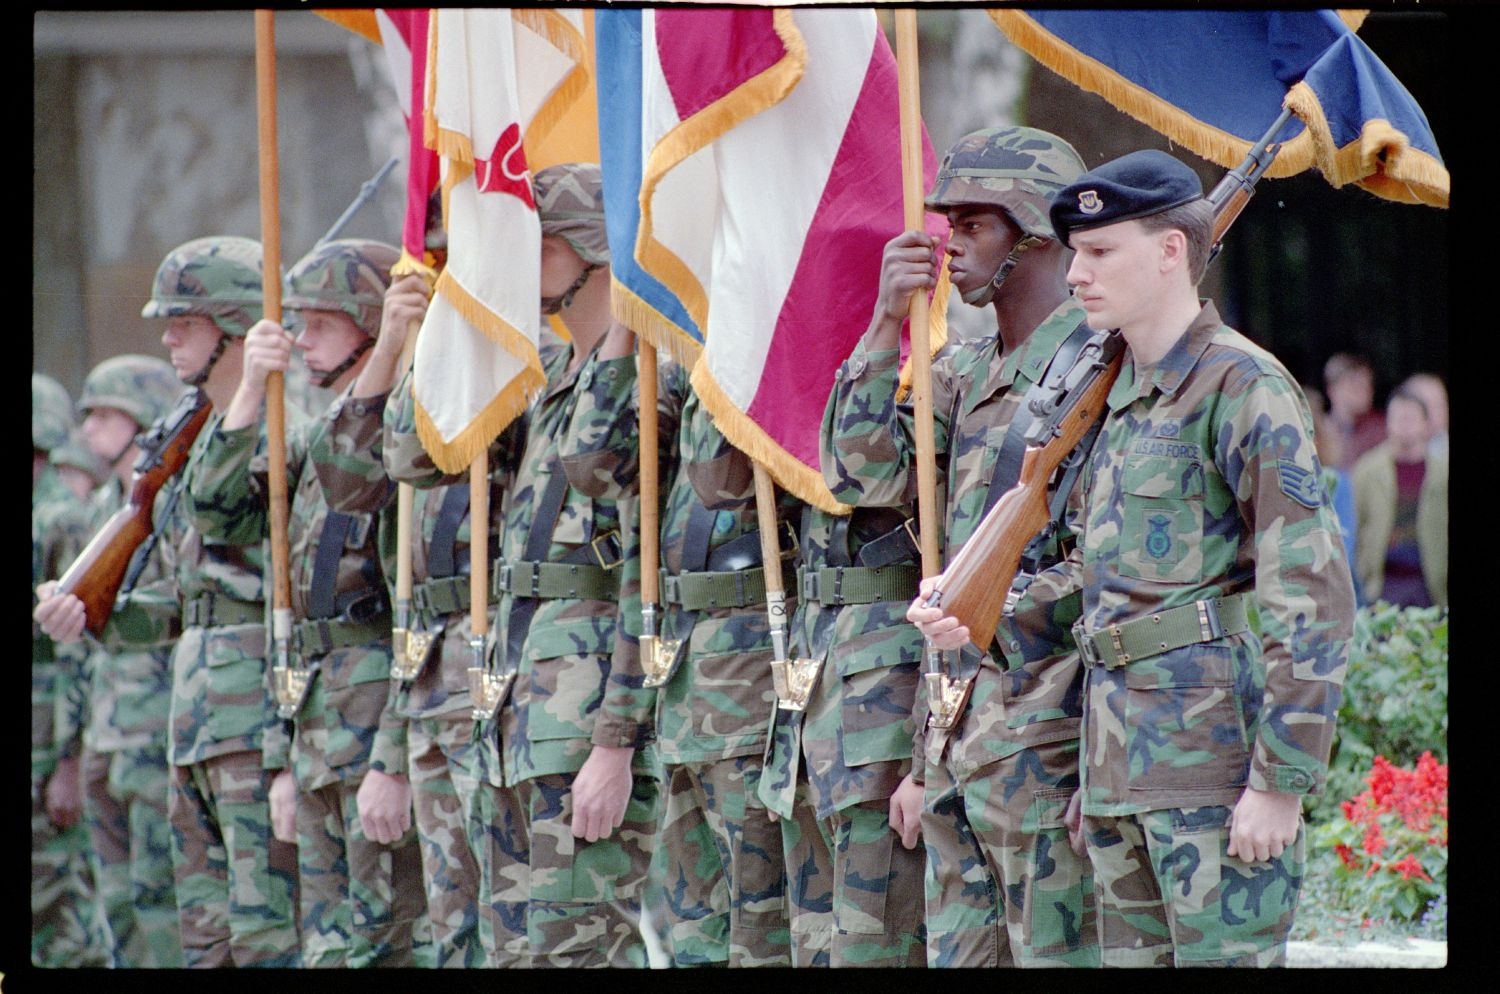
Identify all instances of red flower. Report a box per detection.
[1389,855,1433,883]
[1362,824,1388,857]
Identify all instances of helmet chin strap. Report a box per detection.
[540,263,600,316]
[183,333,231,386]
[317,337,375,389]
[960,235,1045,307]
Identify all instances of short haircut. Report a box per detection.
[1324,352,1374,386]
[1387,385,1430,421]
[1136,197,1215,285]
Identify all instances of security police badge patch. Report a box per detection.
[1277,459,1324,509]
[1078,190,1103,215]
[1145,513,1174,560]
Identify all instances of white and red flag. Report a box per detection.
[412,7,590,473]
[596,6,950,511]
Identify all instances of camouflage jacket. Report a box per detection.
[1027,302,1354,815]
[327,368,504,723]
[821,299,1088,779]
[644,385,798,766]
[388,341,655,787]
[33,466,93,778]
[188,391,405,788]
[761,504,923,820]
[79,476,176,753]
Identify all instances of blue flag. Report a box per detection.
[993,10,1447,208]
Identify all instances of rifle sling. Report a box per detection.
[501,459,573,679]
[121,475,183,599]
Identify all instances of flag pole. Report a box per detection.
[637,339,665,679]
[390,322,421,679]
[254,10,295,673]
[894,9,940,579]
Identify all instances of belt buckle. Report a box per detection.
[1072,619,1098,667]
[902,516,920,552]
[591,531,622,570]
[496,562,514,595]
[1197,598,1223,641]
[1108,624,1129,666]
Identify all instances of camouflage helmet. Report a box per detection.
[33,373,74,452]
[533,163,610,266]
[283,238,400,338]
[51,426,110,488]
[78,354,186,431]
[141,236,265,338]
[925,127,1086,240]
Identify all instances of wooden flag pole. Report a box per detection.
[894,9,940,580]
[390,322,421,679]
[255,10,295,663]
[638,340,662,630]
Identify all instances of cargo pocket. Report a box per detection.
[837,642,919,768]
[204,651,270,741]
[1022,786,1094,961]
[524,617,610,742]
[1119,455,1205,584]
[1124,644,1248,794]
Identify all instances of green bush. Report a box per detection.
[1312,602,1447,823]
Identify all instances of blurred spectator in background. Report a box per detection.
[1401,372,1448,460]
[1303,385,1360,605]
[51,426,110,501]
[1323,352,1387,472]
[1352,385,1447,608]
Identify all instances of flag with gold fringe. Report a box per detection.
[411,7,591,473]
[991,9,1447,208]
[596,6,951,513]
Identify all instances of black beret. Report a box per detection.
[1048,150,1203,248]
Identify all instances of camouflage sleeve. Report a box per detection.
[312,389,394,516]
[52,637,90,759]
[821,338,956,508]
[999,484,1087,665]
[383,364,521,489]
[186,416,308,545]
[1216,365,1355,796]
[368,676,410,775]
[263,717,291,772]
[595,491,654,749]
[683,394,756,510]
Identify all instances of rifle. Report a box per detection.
[56,389,212,637]
[929,108,1295,652]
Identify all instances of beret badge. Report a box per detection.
[1077,190,1103,215]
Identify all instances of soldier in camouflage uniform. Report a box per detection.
[918,150,1357,967]
[31,373,110,968]
[52,426,110,500]
[187,238,433,968]
[823,127,1100,967]
[39,237,308,967]
[620,382,799,968]
[68,355,189,967]
[389,163,659,968]
[758,499,928,968]
[328,269,494,968]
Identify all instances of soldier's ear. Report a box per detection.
[1158,228,1188,276]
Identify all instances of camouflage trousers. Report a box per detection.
[82,746,183,967]
[825,798,927,967]
[774,771,834,967]
[658,755,792,967]
[31,768,109,968]
[1083,805,1305,967]
[921,738,1098,967]
[469,772,530,967]
[295,777,431,968]
[169,751,301,967]
[515,770,662,968]
[408,713,485,968]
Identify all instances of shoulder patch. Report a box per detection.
[1277,459,1324,509]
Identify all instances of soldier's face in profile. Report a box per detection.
[81,405,139,465]
[290,309,366,375]
[161,314,223,382]
[945,206,1019,297]
[540,234,587,299]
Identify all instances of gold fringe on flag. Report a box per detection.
[610,277,704,371]
[989,10,1320,181]
[897,263,953,403]
[391,247,439,283]
[690,361,848,515]
[634,9,807,352]
[1283,82,1449,208]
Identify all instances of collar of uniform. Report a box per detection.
[1108,299,1221,410]
[542,335,599,403]
[968,297,1088,414]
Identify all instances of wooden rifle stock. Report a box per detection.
[932,346,1123,651]
[57,391,212,637]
